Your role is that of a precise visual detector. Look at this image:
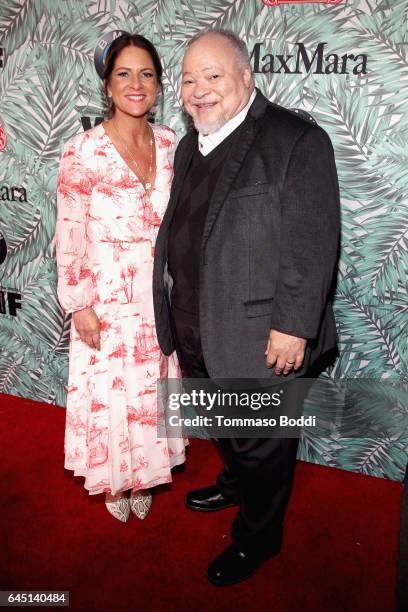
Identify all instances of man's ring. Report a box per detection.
[286,361,295,364]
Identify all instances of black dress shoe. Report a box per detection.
[185,485,237,512]
[207,544,265,586]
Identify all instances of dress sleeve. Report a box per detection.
[55,138,96,314]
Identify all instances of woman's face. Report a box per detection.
[107,45,160,119]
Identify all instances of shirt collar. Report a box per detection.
[198,90,256,157]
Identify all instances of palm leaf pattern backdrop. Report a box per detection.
[0,0,407,479]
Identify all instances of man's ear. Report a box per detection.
[242,64,253,89]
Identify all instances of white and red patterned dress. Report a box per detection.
[56,123,186,496]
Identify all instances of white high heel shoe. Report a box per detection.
[105,493,130,523]
[130,490,152,519]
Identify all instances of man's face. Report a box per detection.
[181,34,253,135]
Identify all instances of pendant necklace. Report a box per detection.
[110,122,154,193]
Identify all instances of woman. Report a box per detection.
[56,34,186,522]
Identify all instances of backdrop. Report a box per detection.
[0,0,407,480]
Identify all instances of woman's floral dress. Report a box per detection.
[56,123,186,495]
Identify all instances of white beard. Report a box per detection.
[192,114,227,136]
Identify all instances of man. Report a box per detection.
[153,29,340,585]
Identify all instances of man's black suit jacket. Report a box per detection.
[153,90,340,380]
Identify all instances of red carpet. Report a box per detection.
[0,393,402,611]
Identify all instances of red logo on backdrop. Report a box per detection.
[0,118,6,151]
[262,0,343,5]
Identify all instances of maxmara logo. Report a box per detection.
[250,42,368,75]
[0,185,27,202]
[262,0,343,6]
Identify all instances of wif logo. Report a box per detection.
[0,230,6,265]
[81,116,104,131]
[0,287,22,317]
[262,1,343,5]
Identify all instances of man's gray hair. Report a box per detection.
[186,28,251,66]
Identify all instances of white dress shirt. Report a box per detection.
[198,90,257,157]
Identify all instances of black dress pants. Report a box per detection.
[170,305,308,559]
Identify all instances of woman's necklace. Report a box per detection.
[110,122,154,192]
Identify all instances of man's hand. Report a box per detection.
[73,307,101,350]
[265,330,306,375]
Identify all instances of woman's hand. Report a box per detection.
[73,307,101,350]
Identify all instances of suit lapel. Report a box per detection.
[201,113,260,249]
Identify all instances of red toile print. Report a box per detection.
[133,320,161,364]
[88,426,109,467]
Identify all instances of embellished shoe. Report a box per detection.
[105,493,130,523]
[130,490,152,520]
